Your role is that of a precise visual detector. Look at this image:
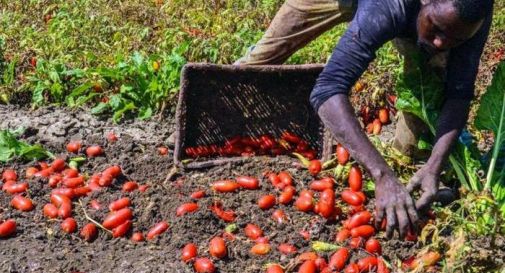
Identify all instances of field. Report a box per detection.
[1,1,505,273]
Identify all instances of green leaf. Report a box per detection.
[112,102,136,122]
[475,61,505,212]
[0,129,51,162]
[91,102,109,115]
[138,106,153,120]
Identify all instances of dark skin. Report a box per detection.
[318,0,484,238]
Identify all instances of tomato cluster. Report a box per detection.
[185,131,317,159]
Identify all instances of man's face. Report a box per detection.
[417,0,484,55]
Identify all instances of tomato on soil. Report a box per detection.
[86,145,104,157]
[278,243,297,254]
[348,165,363,191]
[2,169,17,181]
[112,220,131,238]
[365,238,381,254]
[122,181,138,192]
[341,190,364,206]
[298,260,317,273]
[258,194,276,210]
[266,264,284,273]
[11,195,34,211]
[344,263,360,273]
[66,141,81,154]
[336,144,350,165]
[194,257,215,273]
[212,180,240,193]
[80,223,98,242]
[61,217,78,233]
[272,209,288,224]
[146,221,169,240]
[278,186,296,204]
[329,247,350,270]
[347,211,372,229]
[251,243,271,255]
[209,236,227,258]
[244,223,263,240]
[308,160,322,176]
[131,232,145,242]
[102,208,133,229]
[236,176,260,190]
[0,219,16,238]
[357,256,378,272]
[109,198,131,211]
[191,190,206,199]
[157,146,169,155]
[181,243,198,262]
[176,202,199,216]
[336,228,351,243]
[350,225,375,238]
[43,203,59,218]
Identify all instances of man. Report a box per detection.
[237,0,494,238]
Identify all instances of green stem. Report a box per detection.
[484,91,505,190]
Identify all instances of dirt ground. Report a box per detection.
[1,105,504,273]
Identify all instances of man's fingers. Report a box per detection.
[415,189,437,212]
[406,199,420,234]
[406,176,421,193]
[386,207,397,239]
[375,207,385,230]
[396,205,410,239]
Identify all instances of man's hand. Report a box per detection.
[406,165,440,212]
[374,173,419,239]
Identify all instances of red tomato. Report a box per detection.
[62,168,79,179]
[268,173,283,188]
[72,186,90,197]
[210,203,236,222]
[181,243,198,262]
[278,243,297,254]
[131,232,145,242]
[348,165,363,191]
[250,243,271,255]
[372,119,382,135]
[348,237,363,249]
[109,198,131,211]
[308,160,322,176]
[236,176,260,190]
[50,158,66,172]
[258,194,276,210]
[278,186,296,204]
[309,180,334,191]
[43,203,58,218]
[86,145,103,157]
[66,141,81,154]
[351,225,375,238]
[329,247,350,270]
[255,236,269,244]
[2,169,17,181]
[365,238,381,254]
[48,174,62,188]
[98,174,114,187]
[122,181,138,192]
[336,144,350,165]
[80,223,98,242]
[146,221,169,240]
[272,209,288,224]
[298,252,318,261]
[341,190,364,206]
[102,208,133,229]
[336,228,351,243]
[25,167,39,178]
[50,193,72,219]
[347,211,372,229]
[34,168,53,178]
[315,257,328,271]
[11,195,34,211]
[282,131,301,144]
[90,199,101,210]
[194,257,215,273]
[278,171,293,186]
[295,195,314,212]
[344,263,360,273]
[317,189,336,219]
[112,220,131,238]
[176,202,199,216]
[63,176,84,188]
[0,219,16,238]
[379,108,390,124]
[103,165,122,178]
[209,236,227,258]
[61,217,77,233]
[244,223,263,240]
[211,180,240,193]
[157,146,169,155]
[357,256,378,272]
[266,264,284,273]
[107,132,118,142]
[3,182,28,194]
[190,190,206,199]
[298,260,317,273]
[52,188,75,199]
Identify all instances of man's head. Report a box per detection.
[417,0,493,54]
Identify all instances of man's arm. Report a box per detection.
[407,98,471,211]
[407,12,492,211]
[318,95,419,238]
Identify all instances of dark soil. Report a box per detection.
[1,104,504,273]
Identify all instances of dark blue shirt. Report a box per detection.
[310,0,493,111]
